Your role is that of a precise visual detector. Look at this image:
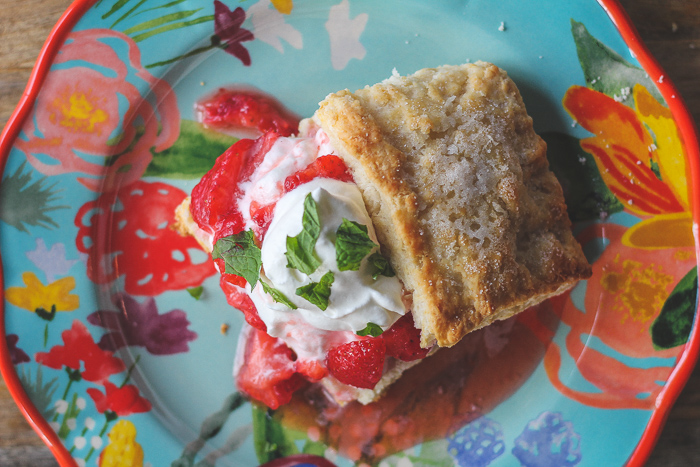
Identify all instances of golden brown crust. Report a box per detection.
[314,62,591,347]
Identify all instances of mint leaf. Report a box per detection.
[286,193,322,275]
[335,218,377,271]
[357,322,383,337]
[212,230,261,288]
[367,252,395,280]
[296,271,334,311]
[260,281,298,310]
[186,286,204,300]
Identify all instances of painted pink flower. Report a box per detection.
[87,293,197,355]
[35,320,126,383]
[214,1,254,65]
[15,28,179,192]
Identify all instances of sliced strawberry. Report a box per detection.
[326,338,385,389]
[197,88,300,137]
[382,313,430,362]
[249,201,276,238]
[284,155,353,192]
[190,131,280,236]
[295,359,328,382]
[236,328,305,409]
[220,276,266,332]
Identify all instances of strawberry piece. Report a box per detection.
[190,131,279,236]
[284,155,353,192]
[295,359,328,382]
[236,328,305,409]
[197,88,300,137]
[220,276,267,332]
[382,313,430,361]
[326,339,386,389]
[249,201,276,238]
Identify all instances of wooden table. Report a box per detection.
[1,0,699,465]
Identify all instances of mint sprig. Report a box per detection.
[335,218,377,271]
[260,280,297,310]
[212,230,261,287]
[296,271,335,311]
[357,322,383,337]
[367,252,395,280]
[286,193,322,275]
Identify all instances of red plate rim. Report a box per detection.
[0,1,698,466]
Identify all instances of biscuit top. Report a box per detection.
[314,61,591,347]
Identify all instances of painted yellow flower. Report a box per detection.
[5,272,79,314]
[98,420,144,467]
[563,84,693,249]
[271,0,293,14]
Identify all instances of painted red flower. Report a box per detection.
[87,381,151,416]
[75,180,216,296]
[213,1,254,65]
[87,293,197,355]
[35,320,125,383]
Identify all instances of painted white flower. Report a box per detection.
[73,458,86,467]
[91,436,103,450]
[49,421,60,433]
[76,397,86,410]
[73,436,86,450]
[84,417,96,431]
[249,0,303,53]
[66,418,77,431]
[325,0,368,70]
[54,399,68,414]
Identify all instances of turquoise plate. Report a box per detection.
[1,1,699,466]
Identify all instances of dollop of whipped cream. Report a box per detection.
[248,178,406,345]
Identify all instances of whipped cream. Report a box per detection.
[250,177,405,332]
[238,126,336,230]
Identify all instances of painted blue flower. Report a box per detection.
[447,417,505,467]
[512,412,582,467]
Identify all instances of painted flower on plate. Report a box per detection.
[98,420,144,467]
[6,334,30,365]
[75,180,215,296]
[35,320,126,384]
[5,271,79,318]
[87,293,197,355]
[213,1,254,65]
[563,84,692,249]
[87,382,151,417]
[14,29,179,192]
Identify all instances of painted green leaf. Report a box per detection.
[651,267,698,350]
[123,9,202,34]
[102,0,132,20]
[132,15,214,42]
[571,19,663,106]
[144,120,238,179]
[542,131,623,222]
[252,405,299,464]
[0,161,68,233]
[18,366,58,420]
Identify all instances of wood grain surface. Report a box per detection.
[1,0,699,466]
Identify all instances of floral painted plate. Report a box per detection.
[1,0,699,466]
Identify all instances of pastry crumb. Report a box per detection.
[220,323,230,335]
